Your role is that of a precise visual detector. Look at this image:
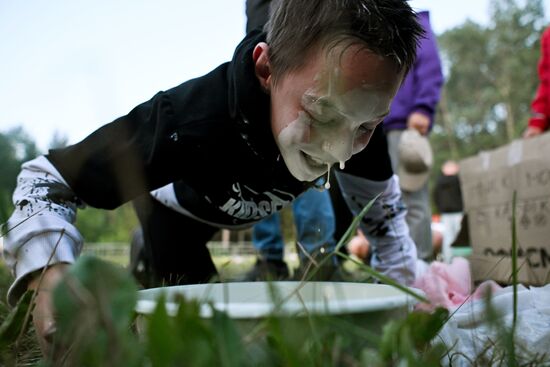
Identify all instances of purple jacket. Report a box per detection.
[383,11,443,133]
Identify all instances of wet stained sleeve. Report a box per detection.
[334,171,417,286]
[3,156,85,306]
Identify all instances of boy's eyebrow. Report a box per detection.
[302,95,340,121]
[302,93,324,106]
[313,96,338,112]
[304,95,340,118]
[304,94,390,122]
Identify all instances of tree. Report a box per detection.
[0,126,138,243]
[0,128,41,224]
[0,133,19,224]
[489,0,545,141]
[48,130,70,150]
[435,0,544,162]
[76,204,138,243]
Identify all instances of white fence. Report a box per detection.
[82,241,298,259]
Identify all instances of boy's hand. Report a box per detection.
[27,263,70,356]
[407,112,430,135]
[523,125,544,138]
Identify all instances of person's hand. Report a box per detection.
[407,112,430,135]
[347,230,370,260]
[523,125,544,138]
[27,263,70,356]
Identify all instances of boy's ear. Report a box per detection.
[252,42,272,92]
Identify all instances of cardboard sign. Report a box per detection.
[459,132,550,285]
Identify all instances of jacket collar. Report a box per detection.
[227,31,281,164]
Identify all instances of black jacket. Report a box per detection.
[46,31,393,227]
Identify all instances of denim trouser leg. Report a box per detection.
[252,212,285,261]
[292,188,337,259]
[252,188,337,262]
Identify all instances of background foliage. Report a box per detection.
[431,0,546,176]
[0,128,138,242]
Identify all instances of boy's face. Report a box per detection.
[254,42,403,182]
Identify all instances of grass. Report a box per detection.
[1,192,549,365]
[0,251,547,366]
[0,261,43,366]
[0,255,446,366]
[0,247,422,366]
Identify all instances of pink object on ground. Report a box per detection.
[413,257,502,311]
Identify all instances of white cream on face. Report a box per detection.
[277,109,334,182]
[269,44,402,183]
[275,83,391,182]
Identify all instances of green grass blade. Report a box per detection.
[334,193,381,253]
[336,251,429,304]
[507,190,518,366]
[298,194,381,284]
[0,290,34,349]
[511,190,518,332]
[286,193,429,306]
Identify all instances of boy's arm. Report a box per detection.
[27,263,70,355]
[3,156,84,306]
[334,172,417,286]
[5,87,189,305]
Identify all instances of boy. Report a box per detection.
[243,0,340,282]
[4,0,422,354]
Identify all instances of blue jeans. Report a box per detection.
[252,188,337,262]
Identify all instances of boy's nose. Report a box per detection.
[321,132,354,164]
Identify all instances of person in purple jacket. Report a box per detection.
[383,10,444,261]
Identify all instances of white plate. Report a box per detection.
[135,281,423,319]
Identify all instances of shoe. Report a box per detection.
[129,227,154,288]
[240,259,290,281]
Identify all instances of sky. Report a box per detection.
[1,0,549,152]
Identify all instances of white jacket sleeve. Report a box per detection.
[2,156,84,306]
[335,172,417,286]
